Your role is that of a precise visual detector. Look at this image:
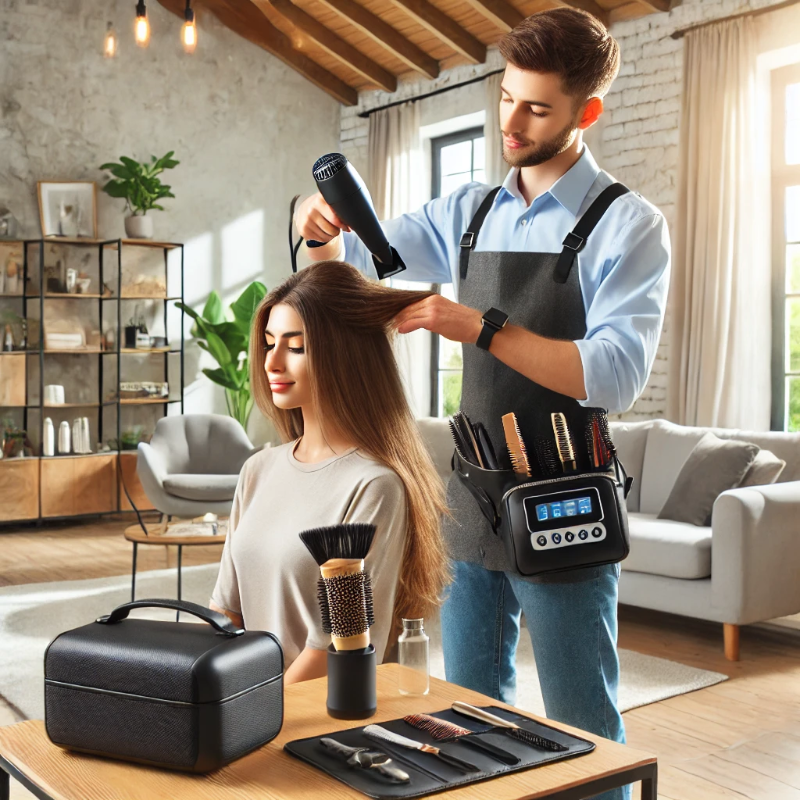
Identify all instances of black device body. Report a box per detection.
[308,153,406,280]
[327,643,377,720]
[452,450,630,577]
[44,599,284,773]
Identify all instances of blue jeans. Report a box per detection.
[441,560,630,800]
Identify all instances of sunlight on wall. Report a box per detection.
[222,210,264,291]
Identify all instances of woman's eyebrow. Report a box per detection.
[264,330,304,338]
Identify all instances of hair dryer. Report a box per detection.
[307,153,406,280]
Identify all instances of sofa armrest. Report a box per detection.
[136,441,169,503]
[711,480,800,624]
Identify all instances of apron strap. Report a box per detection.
[554,182,631,284]
[459,187,502,281]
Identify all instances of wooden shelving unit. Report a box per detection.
[0,236,184,524]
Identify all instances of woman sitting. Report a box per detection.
[211,261,449,684]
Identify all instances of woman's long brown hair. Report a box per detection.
[251,261,450,621]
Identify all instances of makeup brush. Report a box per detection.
[551,413,577,472]
[451,702,568,752]
[364,725,481,773]
[403,714,520,765]
[300,523,376,651]
[501,413,531,477]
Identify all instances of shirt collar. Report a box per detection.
[497,146,601,216]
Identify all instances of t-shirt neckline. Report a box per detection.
[287,439,359,473]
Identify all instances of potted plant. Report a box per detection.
[176,281,267,430]
[99,151,179,239]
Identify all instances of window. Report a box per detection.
[771,63,800,431]
[430,126,485,416]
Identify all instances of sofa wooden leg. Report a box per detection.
[724,623,740,661]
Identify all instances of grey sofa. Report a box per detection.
[136,414,258,518]
[415,416,800,661]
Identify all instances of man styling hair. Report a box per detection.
[296,10,670,800]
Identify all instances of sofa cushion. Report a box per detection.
[639,420,707,514]
[740,449,786,487]
[658,433,759,526]
[163,474,239,502]
[623,512,712,579]
[609,420,652,513]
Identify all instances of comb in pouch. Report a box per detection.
[454,411,484,468]
[501,413,531,477]
[551,413,577,472]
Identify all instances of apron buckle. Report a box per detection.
[562,231,585,252]
[460,232,476,249]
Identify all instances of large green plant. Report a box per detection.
[176,281,267,430]
[99,151,179,215]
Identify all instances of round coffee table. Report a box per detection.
[123,519,227,618]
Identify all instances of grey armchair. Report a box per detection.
[136,414,257,517]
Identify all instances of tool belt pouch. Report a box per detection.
[454,450,631,578]
[44,599,284,773]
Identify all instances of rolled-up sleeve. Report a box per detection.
[575,212,671,413]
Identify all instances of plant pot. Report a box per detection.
[125,215,154,239]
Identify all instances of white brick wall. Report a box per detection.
[338,0,790,421]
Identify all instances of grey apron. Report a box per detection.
[441,183,630,583]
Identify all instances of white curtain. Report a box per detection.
[368,102,432,418]
[484,71,507,187]
[667,17,771,429]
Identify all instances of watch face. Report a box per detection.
[483,308,508,329]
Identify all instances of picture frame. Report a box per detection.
[37,181,98,239]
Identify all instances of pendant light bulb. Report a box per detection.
[134,0,150,48]
[104,21,118,58]
[182,2,197,54]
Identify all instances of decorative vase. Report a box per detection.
[124,215,154,239]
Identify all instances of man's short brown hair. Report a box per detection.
[498,8,620,102]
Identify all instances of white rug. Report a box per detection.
[0,565,727,721]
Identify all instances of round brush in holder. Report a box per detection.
[300,523,377,720]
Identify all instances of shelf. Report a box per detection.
[119,398,179,405]
[0,294,24,299]
[120,347,177,354]
[39,237,119,245]
[38,401,118,408]
[43,293,105,299]
[121,239,182,250]
[118,295,181,301]
[43,349,106,354]
[40,451,120,460]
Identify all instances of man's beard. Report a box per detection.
[502,117,578,168]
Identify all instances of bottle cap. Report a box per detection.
[401,618,424,630]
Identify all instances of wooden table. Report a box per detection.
[0,664,656,800]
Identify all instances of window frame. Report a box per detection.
[429,125,485,416]
[770,62,800,431]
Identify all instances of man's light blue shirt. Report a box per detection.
[343,147,671,414]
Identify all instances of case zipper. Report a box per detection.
[500,470,615,506]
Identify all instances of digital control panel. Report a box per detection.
[523,487,606,551]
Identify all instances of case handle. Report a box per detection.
[96,599,245,636]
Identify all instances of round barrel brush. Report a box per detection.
[300,523,376,651]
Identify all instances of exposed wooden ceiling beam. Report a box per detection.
[461,0,523,32]
[315,0,440,80]
[607,0,649,22]
[157,0,358,105]
[634,0,670,12]
[251,0,397,92]
[388,0,486,63]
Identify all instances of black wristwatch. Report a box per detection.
[476,307,509,351]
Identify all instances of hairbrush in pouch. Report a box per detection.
[502,413,531,477]
[533,436,560,478]
[551,413,577,472]
[584,409,616,469]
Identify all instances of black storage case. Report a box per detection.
[44,599,284,773]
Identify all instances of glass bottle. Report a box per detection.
[398,618,430,696]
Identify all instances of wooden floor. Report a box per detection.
[1,516,799,800]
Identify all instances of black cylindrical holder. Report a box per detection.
[326,644,376,720]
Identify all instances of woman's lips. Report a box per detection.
[269,382,294,393]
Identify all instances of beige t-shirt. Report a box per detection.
[211,441,407,667]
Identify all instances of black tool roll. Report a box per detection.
[44,599,284,772]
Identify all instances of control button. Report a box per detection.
[537,535,548,547]
[565,531,575,542]
[591,527,603,538]
[551,533,562,544]
[578,529,589,540]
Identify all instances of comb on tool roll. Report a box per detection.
[501,413,531,476]
[551,412,577,472]
[364,725,480,773]
[299,523,378,720]
[452,702,568,753]
[300,523,376,651]
[403,714,520,765]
